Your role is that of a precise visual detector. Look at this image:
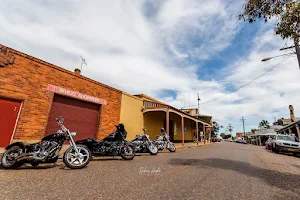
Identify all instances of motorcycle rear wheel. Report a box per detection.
[1,146,24,169]
[120,145,135,160]
[63,145,91,169]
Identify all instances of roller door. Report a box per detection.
[45,95,100,141]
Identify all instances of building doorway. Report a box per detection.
[164,119,174,142]
[0,97,22,147]
[45,95,100,141]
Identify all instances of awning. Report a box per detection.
[143,106,212,127]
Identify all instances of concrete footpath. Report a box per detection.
[175,141,213,149]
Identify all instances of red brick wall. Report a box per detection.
[0,44,122,141]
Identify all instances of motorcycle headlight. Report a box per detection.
[70,132,77,137]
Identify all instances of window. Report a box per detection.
[277,135,299,142]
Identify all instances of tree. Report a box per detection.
[211,121,220,138]
[259,120,270,129]
[251,128,258,134]
[239,0,300,40]
[220,133,226,139]
[224,134,232,139]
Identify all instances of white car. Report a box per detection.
[272,134,300,156]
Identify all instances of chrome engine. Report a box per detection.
[17,141,60,161]
[154,141,165,150]
[132,140,144,151]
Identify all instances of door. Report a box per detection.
[164,119,174,142]
[0,97,21,147]
[45,95,100,141]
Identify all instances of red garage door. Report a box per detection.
[45,95,100,141]
[0,97,22,147]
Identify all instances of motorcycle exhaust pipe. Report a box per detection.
[16,153,45,161]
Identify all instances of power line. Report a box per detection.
[196,56,290,106]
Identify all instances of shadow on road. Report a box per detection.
[91,157,123,161]
[0,164,58,170]
[168,158,300,194]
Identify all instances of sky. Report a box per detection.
[1,0,300,135]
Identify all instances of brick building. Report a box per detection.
[0,44,122,147]
[236,132,244,138]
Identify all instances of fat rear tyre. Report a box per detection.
[148,144,158,155]
[120,145,135,160]
[63,145,91,169]
[1,146,24,169]
[293,153,298,157]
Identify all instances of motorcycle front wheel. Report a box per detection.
[120,145,135,160]
[63,144,91,169]
[148,144,158,155]
[1,146,24,169]
[167,143,176,152]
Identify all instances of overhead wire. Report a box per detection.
[187,56,291,107]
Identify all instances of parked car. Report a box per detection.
[212,138,221,142]
[235,139,242,143]
[241,140,247,144]
[272,135,300,156]
[265,138,273,150]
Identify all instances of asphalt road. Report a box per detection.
[1,142,300,200]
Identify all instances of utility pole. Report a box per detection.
[197,93,200,117]
[197,93,201,142]
[241,116,246,140]
[279,37,300,70]
[295,37,300,70]
[228,124,233,141]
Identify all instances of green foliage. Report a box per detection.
[251,128,258,133]
[239,0,300,40]
[211,121,220,138]
[224,134,232,139]
[259,120,270,129]
[220,133,226,139]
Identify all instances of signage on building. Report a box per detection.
[47,84,107,105]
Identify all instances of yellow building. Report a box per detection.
[120,92,144,140]
[120,93,212,145]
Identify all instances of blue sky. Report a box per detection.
[1,0,300,135]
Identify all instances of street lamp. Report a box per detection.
[261,52,295,62]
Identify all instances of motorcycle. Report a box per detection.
[131,128,158,155]
[153,128,176,152]
[76,124,135,160]
[1,117,91,169]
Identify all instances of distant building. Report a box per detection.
[181,108,212,125]
[276,118,300,126]
[236,132,244,138]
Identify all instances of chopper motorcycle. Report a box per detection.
[152,128,176,152]
[1,117,91,169]
[131,128,158,155]
[76,123,135,160]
